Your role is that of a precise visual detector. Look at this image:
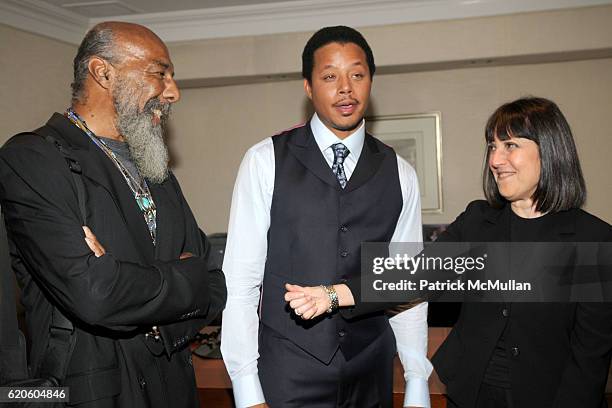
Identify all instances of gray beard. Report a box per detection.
[113,83,171,184]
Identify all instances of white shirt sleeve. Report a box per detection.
[388,155,433,408]
[220,138,274,408]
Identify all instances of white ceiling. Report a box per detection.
[2,0,612,44]
[37,0,305,18]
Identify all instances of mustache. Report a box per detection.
[333,98,359,107]
[143,98,171,119]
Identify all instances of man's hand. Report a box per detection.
[179,252,193,259]
[248,404,269,408]
[83,226,105,257]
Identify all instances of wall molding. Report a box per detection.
[0,0,88,44]
[2,0,612,44]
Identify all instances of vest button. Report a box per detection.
[511,346,520,357]
[502,308,509,317]
[340,226,348,232]
[338,329,346,338]
[340,251,349,257]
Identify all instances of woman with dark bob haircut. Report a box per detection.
[482,97,586,213]
[429,97,612,408]
[285,96,611,408]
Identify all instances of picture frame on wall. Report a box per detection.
[366,113,443,213]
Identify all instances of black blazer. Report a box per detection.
[0,114,227,407]
[431,200,612,408]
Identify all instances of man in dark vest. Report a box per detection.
[0,22,226,407]
[221,26,431,408]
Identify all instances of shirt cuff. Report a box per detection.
[231,373,265,408]
[403,377,430,408]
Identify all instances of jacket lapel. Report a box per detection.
[287,125,340,190]
[544,209,577,241]
[344,134,385,193]
[482,203,578,242]
[45,113,155,261]
[482,204,511,242]
[148,177,182,257]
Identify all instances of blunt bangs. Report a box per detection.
[483,97,586,213]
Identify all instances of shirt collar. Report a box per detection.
[310,113,365,159]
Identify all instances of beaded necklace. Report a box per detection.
[65,108,157,245]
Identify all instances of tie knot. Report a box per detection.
[331,143,349,163]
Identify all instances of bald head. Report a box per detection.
[95,21,162,42]
[71,22,167,104]
[96,22,167,56]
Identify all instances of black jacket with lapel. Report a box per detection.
[0,114,227,407]
[431,200,612,408]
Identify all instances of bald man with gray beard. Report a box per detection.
[0,22,226,407]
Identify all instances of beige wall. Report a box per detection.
[169,5,612,83]
[0,24,75,141]
[373,59,612,226]
[167,5,612,232]
[1,6,611,234]
[171,58,612,232]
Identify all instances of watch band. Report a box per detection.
[321,285,339,314]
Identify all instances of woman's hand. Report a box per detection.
[284,283,355,320]
[284,284,330,320]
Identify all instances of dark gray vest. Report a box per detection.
[260,124,403,363]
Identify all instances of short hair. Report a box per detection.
[302,26,375,82]
[483,96,586,213]
[71,25,120,103]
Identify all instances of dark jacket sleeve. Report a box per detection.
[552,302,612,407]
[0,137,216,332]
[158,174,227,355]
[340,200,477,320]
[553,229,612,407]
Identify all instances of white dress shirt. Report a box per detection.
[221,113,433,408]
